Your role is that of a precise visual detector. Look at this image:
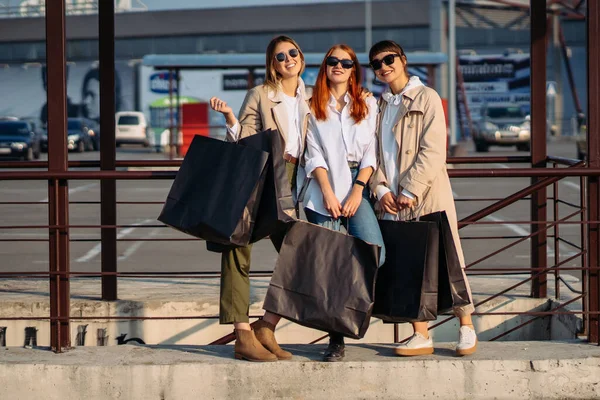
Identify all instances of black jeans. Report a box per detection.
[329,332,344,345]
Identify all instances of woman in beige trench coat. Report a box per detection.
[209,35,311,362]
[368,40,478,357]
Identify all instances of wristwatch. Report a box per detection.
[354,180,366,188]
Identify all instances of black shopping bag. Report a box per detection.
[263,221,380,339]
[372,219,440,323]
[420,211,471,314]
[158,134,269,246]
[206,129,296,252]
[244,129,296,243]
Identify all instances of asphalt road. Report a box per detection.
[0,140,586,281]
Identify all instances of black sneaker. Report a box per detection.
[323,343,345,362]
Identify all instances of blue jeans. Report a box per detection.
[304,168,386,266]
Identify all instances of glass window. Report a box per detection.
[118,115,140,125]
[0,121,30,136]
[67,120,82,129]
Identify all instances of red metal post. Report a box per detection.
[45,0,70,352]
[169,69,175,160]
[587,0,600,344]
[530,0,548,298]
[581,175,588,336]
[99,0,118,300]
[553,164,560,299]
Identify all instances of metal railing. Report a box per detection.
[0,153,598,351]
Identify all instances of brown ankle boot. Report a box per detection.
[254,319,293,360]
[234,329,277,362]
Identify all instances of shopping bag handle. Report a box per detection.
[405,191,429,221]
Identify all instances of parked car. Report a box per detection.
[115,111,149,147]
[40,118,97,152]
[472,105,531,152]
[0,120,41,160]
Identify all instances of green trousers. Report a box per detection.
[219,161,297,324]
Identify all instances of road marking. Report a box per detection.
[483,215,529,237]
[118,227,160,261]
[76,218,154,263]
[560,180,580,191]
[483,214,577,257]
[39,183,98,203]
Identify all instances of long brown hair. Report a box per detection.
[311,44,367,124]
[264,35,305,92]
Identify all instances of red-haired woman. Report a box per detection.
[302,44,385,362]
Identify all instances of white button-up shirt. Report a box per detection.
[302,94,378,217]
[280,92,302,158]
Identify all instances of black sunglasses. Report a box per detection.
[325,56,354,69]
[369,54,401,71]
[275,48,299,62]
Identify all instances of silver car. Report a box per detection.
[472,106,531,152]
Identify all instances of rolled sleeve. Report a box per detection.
[400,188,415,200]
[359,134,377,172]
[304,119,329,177]
[225,122,240,142]
[376,184,392,200]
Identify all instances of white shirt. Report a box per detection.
[302,94,378,217]
[376,76,425,202]
[280,92,302,158]
[226,85,304,159]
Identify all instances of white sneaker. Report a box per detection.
[456,325,477,356]
[394,332,434,356]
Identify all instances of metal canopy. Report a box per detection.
[142,52,449,69]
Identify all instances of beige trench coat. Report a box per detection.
[370,85,474,316]
[234,81,312,145]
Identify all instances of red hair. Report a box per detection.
[311,44,367,124]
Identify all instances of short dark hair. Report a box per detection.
[368,40,405,62]
[368,40,409,76]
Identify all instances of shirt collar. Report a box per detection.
[382,76,423,105]
[328,91,352,108]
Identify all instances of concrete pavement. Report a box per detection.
[1,341,599,399]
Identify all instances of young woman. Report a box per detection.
[303,44,385,362]
[368,40,477,356]
[209,35,311,362]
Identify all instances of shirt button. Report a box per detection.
[406,149,413,154]
[408,123,415,128]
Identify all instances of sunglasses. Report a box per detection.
[325,56,354,69]
[275,48,299,62]
[369,54,401,71]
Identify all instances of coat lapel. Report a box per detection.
[299,89,311,144]
[393,103,409,149]
[268,88,288,144]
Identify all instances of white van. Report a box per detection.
[115,111,149,147]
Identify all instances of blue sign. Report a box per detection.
[149,72,177,94]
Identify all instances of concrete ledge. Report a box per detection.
[0,275,583,346]
[1,341,599,399]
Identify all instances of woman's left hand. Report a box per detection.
[342,188,363,217]
[360,88,373,100]
[396,193,416,210]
